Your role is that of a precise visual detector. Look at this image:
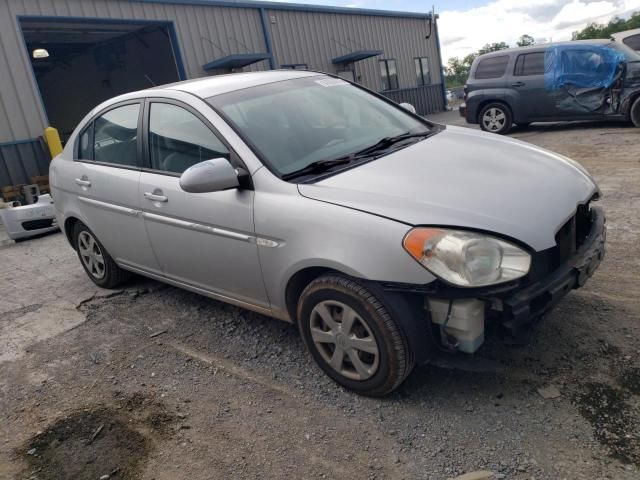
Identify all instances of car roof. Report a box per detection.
[156,69,322,98]
[612,28,640,40]
[99,70,325,107]
[476,39,616,59]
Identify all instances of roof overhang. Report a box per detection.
[332,49,383,64]
[203,53,270,70]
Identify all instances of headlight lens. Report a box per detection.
[403,228,531,287]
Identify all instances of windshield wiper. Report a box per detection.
[281,131,433,181]
[354,131,433,157]
[281,157,355,181]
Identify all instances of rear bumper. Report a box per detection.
[499,206,605,337]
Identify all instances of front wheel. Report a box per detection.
[631,97,640,128]
[479,103,513,134]
[297,275,414,396]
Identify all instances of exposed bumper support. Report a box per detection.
[500,206,606,337]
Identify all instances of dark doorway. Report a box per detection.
[20,18,184,142]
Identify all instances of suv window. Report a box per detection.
[92,104,140,166]
[623,34,640,51]
[514,52,545,76]
[148,103,230,174]
[475,55,509,79]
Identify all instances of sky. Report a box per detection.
[271,0,640,61]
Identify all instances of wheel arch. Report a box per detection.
[63,216,81,249]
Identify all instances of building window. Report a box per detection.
[379,59,399,91]
[415,57,431,85]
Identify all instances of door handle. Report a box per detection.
[75,178,91,187]
[144,192,168,203]
[511,81,525,87]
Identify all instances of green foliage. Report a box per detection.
[517,34,535,47]
[572,12,640,40]
[444,42,510,87]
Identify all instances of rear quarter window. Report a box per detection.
[474,55,510,79]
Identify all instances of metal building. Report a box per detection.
[0,0,445,188]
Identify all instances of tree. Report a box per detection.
[445,42,510,87]
[572,11,640,40]
[517,34,535,47]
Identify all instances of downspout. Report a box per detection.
[259,8,276,70]
[433,14,448,110]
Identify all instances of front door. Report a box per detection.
[138,100,269,309]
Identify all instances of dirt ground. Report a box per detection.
[1,113,639,480]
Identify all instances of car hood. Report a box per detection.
[298,126,598,251]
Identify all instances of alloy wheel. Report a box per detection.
[482,107,506,132]
[77,230,106,279]
[309,300,380,381]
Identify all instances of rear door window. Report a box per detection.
[513,52,546,76]
[475,55,509,79]
[92,104,141,167]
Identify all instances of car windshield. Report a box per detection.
[207,76,432,177]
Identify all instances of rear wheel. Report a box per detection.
[74,222,129,288]
[479,103,513,134]
[631,97,640,128]
[297,275,414,396]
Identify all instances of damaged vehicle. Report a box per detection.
[51,70,605,396]
[460,39,640,134]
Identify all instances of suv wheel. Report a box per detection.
[74,222,130,288]
[631,97,640,128]
[297,275,414,396]
[479,103,512,134]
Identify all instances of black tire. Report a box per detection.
[73,222,130,288]
[297,275,414,397]
[478,102,513,134]
[631,97,640,128]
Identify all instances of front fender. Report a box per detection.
[252,172,436,319]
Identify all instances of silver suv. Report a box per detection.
[51,71,605,396]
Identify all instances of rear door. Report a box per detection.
[72,101,161,274]
[508,50,553,121]
[138,98,269,310]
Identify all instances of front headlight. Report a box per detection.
[403,228,531,287]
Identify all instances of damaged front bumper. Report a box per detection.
[386,206,606,352]
[499,205,605,339]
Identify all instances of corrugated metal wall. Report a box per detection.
[266,9,441,92]
[0,0,444,187]
[382,84,444,116]
[0,0,268,144]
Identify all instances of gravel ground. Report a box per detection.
[1,113,639,480]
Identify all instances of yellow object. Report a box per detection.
[44,127,63,158]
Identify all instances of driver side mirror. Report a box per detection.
[179,158,241,193]
[399,102,417,114]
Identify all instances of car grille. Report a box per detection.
[554,203,594,266]
[526,202,594,284]
[21,218,55,231]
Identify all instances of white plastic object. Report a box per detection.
[0,194,59,240]
[428,298,485,353]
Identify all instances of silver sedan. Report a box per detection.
[51,70,605,396]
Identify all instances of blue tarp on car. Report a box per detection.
[544,44,626,90]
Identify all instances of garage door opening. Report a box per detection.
[19,18,184,142]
